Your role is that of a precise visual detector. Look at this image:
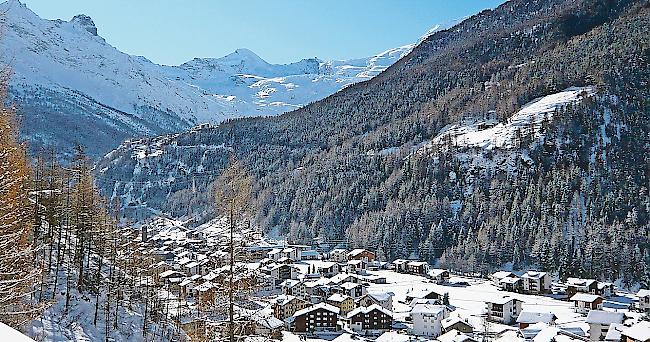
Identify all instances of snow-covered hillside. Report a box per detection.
[423,87,596,151]
[0,0,427,156]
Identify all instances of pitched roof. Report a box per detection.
[516,311,557,324]
[492,271,515,279]
[566,277,597,287]
[522,271,547,279]
[442,317,473,330]
[569,293,601,302]
[437,329,476,342]
[293,303,340,317]
[347,304,392,319]
[585,310,624,325]
[327,293,351,303]
[347,249,371,257]
[622,321,650,341]
[604,323,626,341]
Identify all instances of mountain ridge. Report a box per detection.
[0,0,432,157]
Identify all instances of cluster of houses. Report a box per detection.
[128,221,650,342]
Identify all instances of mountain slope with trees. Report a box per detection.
[97,0,650,284]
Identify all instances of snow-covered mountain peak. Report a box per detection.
[0,0,434,157]
[70,14,97,36]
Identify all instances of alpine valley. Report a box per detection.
[0,0,649,341]
[96,0,650,285]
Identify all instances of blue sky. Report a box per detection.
[21,0,505,66]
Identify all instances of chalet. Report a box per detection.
[406,289,443,304]
[585,310,624,341]
[410,304,450,337]
[346,259,367,273]
[392,259,409,273]
[316,262,339,278]
[329,249,348,262]
[521,271,551,294]
[566,278,598,297]
[597,282,615,298]
[570,293,603,314]
[407,261,430,275]
[272,295,309,320]
[500,276,523,293]
[346,304,393,335]
[491,271,517,286]
[429,269,451,284]
[281,279,306,299]
[637,289,650,311]
[347,249,376,262]
[442,317,474,334]
[290,303,340,333]
[622,321,650,342]
[326,293,355,315]
[485,297,523,325]
[438,329,477,342]
[516,311,557,329]
[357,292,394,311]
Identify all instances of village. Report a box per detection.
[120,217,650,342]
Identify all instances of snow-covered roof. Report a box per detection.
[522,271,547,279]
[195,281,215,292]
[486,296,520,305]
[566,277,596,287]
[604,323,626,341]
[442,317,473,330]
[429,268,449,277]
[281,279,302,288]
[327,293,351,303]
[293,303,340,317]
[347,304,392,319]
[516,311,556,324]
[622,321,650,341]
[272,295,297,306]
[438,329,476,342]
[317,262,337,269]
[367,292,394,302]
[585,310,624,325]
[407,261,428,267]
[159,270,183,278]
[340,282,362,290]
[569,293,601,302]
[347,259,364,265]
[492,271,515,279]
[500,276,522,284]
[411,303,448,316]
[347,248,371,257]
[637,289,650,297]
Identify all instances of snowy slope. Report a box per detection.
[0,0,430,156]
[424,87,596,150]
[0,322,34,341]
